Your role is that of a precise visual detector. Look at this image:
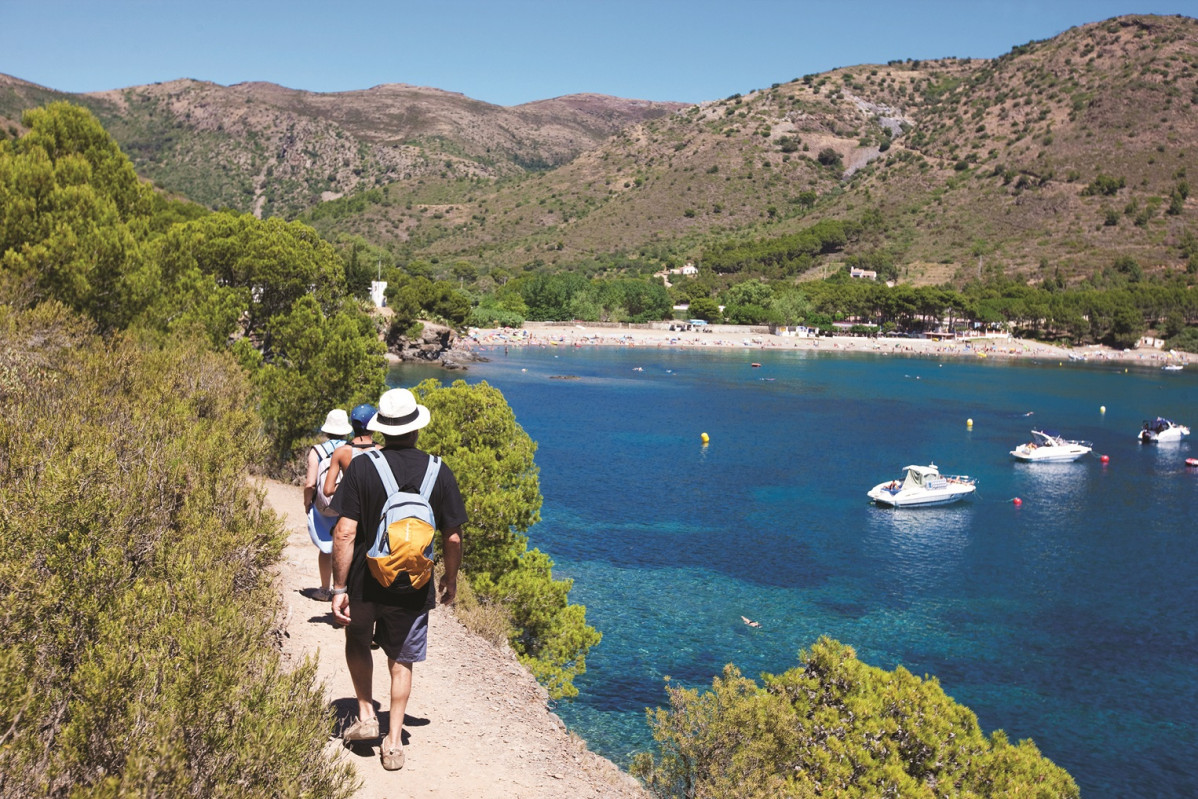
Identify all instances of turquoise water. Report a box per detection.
[392,346,1198,798]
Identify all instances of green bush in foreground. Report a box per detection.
[632,637,1077,799]
[0,304,354,798]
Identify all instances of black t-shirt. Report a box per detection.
[330,445,468,609]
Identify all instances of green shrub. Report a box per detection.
[466,304,526,328]
[1167,326,1198,353]
[1081,173,1125,196]
[632,637,1078,798]
[0,304,354,799]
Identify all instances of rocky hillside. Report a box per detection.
[0,74,684,217]
[345,13,1194,285]
[3,13,1196,286]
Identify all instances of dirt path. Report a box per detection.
[261,478,646,799]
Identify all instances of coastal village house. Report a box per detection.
[658,262,699,287]
[370,279,388,308]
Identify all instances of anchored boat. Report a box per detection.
[868,463,977,508]
[1011,429,1093,463]
[1138,417,1190,444]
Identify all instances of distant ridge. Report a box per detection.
[2,13,1196,285]
[0,73,687,217]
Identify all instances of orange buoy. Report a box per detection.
[1013,497,1022,507]
[1101,454,1110,464]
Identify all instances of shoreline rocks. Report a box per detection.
[387,320,488,370]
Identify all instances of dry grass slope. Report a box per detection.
[2,13,1195,287]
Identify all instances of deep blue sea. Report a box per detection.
[392,345,1198,798]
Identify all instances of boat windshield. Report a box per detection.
[902,465,939,488]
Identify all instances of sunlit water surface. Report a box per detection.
[393,345,1198,798]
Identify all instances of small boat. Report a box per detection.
[751,362,762,368]
[1068,352,1086,362]
[1186,458,1198,468]
[1162,363,1184,372]
[1139,417,1191,444]
[868,463,977,507]
[1010,429,1093,463]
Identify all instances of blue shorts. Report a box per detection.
[307,507,336,554]
[346,601,429,663]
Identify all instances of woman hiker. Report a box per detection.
[305,408,353,600]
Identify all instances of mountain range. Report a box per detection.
[2,13,1196,286]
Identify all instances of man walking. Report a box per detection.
[329,388,467,771]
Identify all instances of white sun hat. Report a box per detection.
[320,408,353,436]
[367,388,431,436]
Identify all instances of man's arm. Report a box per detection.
[330,516,358,624]
[438,526,462,606]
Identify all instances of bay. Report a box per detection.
[392,345,1198,798]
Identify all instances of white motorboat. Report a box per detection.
[1138,417,1190,444]
[868,463,977,508]
[1010,429,1093,462]
[1162,363,1184,372]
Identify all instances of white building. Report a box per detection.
[370,280,388,308]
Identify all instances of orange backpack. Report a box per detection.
[364,450,441,592]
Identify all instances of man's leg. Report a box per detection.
[384,660,413,751]
[345,634,376,722]
[344,600,380,731]
[374,606,425,767]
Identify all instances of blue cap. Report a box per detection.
[350,403,377,433]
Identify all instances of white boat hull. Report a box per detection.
[868,482,976,508]
[1010,445,1091,462]
[1139,426,1190,444]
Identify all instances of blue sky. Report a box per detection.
[3,1,1196,106]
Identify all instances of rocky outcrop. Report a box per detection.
[388,321,485,370]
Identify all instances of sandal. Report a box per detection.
[343,716,379,741]
[381,743,405,771]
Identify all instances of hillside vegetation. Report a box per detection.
[0,75,684,218]
[3,15,1194,289]
[356,13,1198,286]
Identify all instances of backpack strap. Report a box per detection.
[315,439,343,461]
[418,456,442,500]
[366,449,401,496]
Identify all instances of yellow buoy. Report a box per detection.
[701,432,710,444]
[966,418,973,428]
[1100,406,1106,414]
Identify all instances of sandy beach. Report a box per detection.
[456,321,1192,367]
